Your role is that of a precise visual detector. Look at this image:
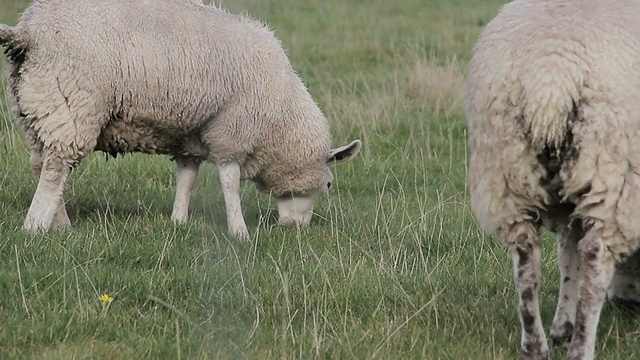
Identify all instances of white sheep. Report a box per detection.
[0,0,361,239]
[466,0,640,359]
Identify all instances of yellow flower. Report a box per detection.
[100,294,114,304]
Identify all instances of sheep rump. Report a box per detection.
[466,0,640,359]
[1,0,361,238]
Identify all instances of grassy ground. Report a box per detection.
[1,0,639,359]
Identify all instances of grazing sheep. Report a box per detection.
[465,0,640,359]
[0,0,361,239]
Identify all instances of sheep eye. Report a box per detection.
[327,182,332,189]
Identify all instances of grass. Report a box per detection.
[1,0,639,359]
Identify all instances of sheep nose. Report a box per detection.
[278,216,311,228]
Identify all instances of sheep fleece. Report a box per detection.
[5,0,333,196]
[466,0,640,260]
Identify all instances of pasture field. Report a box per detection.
[1,0,639,359]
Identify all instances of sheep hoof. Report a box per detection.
[52,221,71,230]
[52,212,71,229]
[550,321,573,349]
[522,340,549,360]
[229,227,250,240]
[521,349,549,360]
[171,214,188,225]
[22,218,48,233]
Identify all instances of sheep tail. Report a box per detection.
[0,24,29,64]
[0,24,16,45]
[520,43,586,150]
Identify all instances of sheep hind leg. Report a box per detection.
[549,225,582,348]
[171,157,200,224]
[217,161,249,240]
[506,222,549,360]
[567,229,615,360]
[607,250,640,309]
[28,143,70,229]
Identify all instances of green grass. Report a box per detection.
[1,0,639,359]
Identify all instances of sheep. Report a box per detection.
[465,0,640,359]
[0,0,361,240]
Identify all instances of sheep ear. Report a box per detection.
[326,139,361,165]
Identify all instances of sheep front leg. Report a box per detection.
[507,222,548,360]
[171,157,200,224]
[217,162,249,239]
[29,144,43,179]
[567,230,615,360]
[29,142,70,228]
[23,154,71,232]
[51,201,71,228]
[550,227,581,347]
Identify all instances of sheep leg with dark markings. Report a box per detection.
[550,226,582,347]
[507,222,549,360]
[567,229,614,360]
